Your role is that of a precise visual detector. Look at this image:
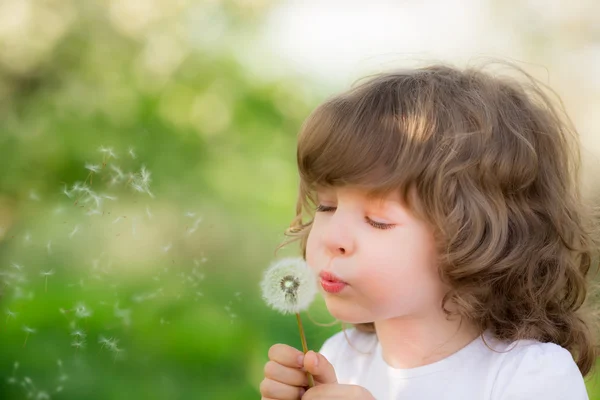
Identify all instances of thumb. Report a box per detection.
[303,350,337,385]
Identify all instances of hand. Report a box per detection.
[301,350,376,399]
[260,343,309,399]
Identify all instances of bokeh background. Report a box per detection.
[0,0,599,399]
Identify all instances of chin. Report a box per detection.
[325,299,371,324]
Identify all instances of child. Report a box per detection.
[259,62,600,399]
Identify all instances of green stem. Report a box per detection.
[295,312,315,388]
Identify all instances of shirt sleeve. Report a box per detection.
[492,342,589,400]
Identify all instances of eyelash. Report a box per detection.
[315,205,395,230]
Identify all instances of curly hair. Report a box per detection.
[280,61,600,376]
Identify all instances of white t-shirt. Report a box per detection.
[318,328,589,400]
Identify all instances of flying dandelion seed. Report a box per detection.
[71,329,86,339]
[128,147,136,159]
[68,225,80,239]
[146,206,153,219]
[46,241,52,255]
[36,391,50,399]
[7,361,18,384]
[71,340,86,350]
[85,163,101,174]
[62,185,73,198]
[40,269,55,292]
[11,263,23,271]
[29,190,40,201]
[74,302,92,319]
[161,243,172,253]
[6,308,18,323]
[260,257,318,388]
[22,326,36,347]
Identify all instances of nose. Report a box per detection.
[322,213,355,257]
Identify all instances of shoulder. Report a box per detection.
[491,339,588,400]
[318,328,377,366]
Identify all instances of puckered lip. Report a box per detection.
[319,270,347,284]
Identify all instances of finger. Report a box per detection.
[264,360,309,387]
[303,351,337,385]
[259,378,306,400]
[268,343,305,368]
[302,384,361,400]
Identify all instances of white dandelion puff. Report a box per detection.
[260,257,317,315]
[260,257,317,387]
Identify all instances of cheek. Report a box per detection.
[305,229,319,269]
[357,232,443,309]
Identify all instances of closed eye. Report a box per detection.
[315,205,396,230]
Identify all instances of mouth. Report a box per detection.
[319,271,348,294]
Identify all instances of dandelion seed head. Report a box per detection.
[260,257,317,315]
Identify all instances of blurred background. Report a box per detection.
[0,0,599,399]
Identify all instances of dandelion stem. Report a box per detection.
[295,312,314,388]
[45,276,48,293]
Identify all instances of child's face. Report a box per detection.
[306,186,447,324]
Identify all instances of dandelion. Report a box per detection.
[260,257,318,387]
[22,326,36,347]
[40,269,55,292]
